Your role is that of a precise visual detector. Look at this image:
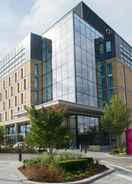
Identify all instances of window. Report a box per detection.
[9,99,11,108]
[21,93,23,104]
[17,83,20,93]
[5,112,7,121]
[15,96,17,106]
[0,93,2,101]
[11,110,13,120]
[107,63,112,75]
[99,43,104,54]
[34,91,39,104]
[3,102,5,110]
[21,68,23,79]
[24,79,26,90]
[108,76,113,89]
[9,77,11,86]
[11,87,13,96]
[5,90,7,99]
[34,78,39,89]
[34,64,39,76]
[106,41,112,53]
[15,73,17,82]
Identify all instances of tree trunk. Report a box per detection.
[48,146,53,155]
[116,135,121,147]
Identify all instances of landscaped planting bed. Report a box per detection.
[19,152,108,183]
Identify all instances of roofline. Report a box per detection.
[42,1,132,48]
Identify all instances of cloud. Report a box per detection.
[17,0,132,45]
[0,0,132,58]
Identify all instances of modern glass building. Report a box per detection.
[0,2,132,147]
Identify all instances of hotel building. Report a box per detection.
[0,2,132,146]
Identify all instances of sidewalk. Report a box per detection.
[0,161,26,184]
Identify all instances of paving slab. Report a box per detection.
[0,160,25,184]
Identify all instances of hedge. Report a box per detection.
[58,158,94,172]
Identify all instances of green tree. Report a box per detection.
[101,95,131,146]
[0,125,4,149]
[25,106,72,155]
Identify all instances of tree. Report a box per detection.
[25,106,72,155]
[0,125,4,148]
[101,95,131,146]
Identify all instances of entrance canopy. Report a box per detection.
[37,100,103,118]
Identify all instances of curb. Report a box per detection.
[15,162,28,182]
[101,160,132,174]
[22,165,115,184]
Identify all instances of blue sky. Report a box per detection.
[0,0,132,58]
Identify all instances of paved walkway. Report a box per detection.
[0,161,25,184]
[0,154,39,184]
[93,171,132,184]
[84,151,132,170]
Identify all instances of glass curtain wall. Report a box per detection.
[42,39,52,102]
[97,62,113,107]
[43,12,76,102]
[73,14,103,107]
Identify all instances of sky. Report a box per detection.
[0,0,132,58]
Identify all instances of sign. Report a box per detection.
[126,129,132,154]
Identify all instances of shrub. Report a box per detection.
[58,158,94,172]
[53,152,82,163]
[23,158,41,166]
[111,145,126,155]
[23,152,83,167]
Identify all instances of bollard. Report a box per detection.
[18,148,22,161]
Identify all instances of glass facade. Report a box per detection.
[0,34,31,79]
[42,39,52,102]
[74,14,103,107]
[78,116,98,134]
[42,12,102,146]
[97,62,113,107]
[43,12,76,103]
[18,124,30,134]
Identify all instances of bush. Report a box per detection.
[58,158,94,172]
[23,152,83,167]
[53,152,82,163]
[0,145,37,153]
[111,145,126,155]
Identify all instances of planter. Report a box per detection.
[20,165,114,184]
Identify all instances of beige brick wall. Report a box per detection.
[0,61,31,124]
[0,59,46,125]
[112,58,132,110]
